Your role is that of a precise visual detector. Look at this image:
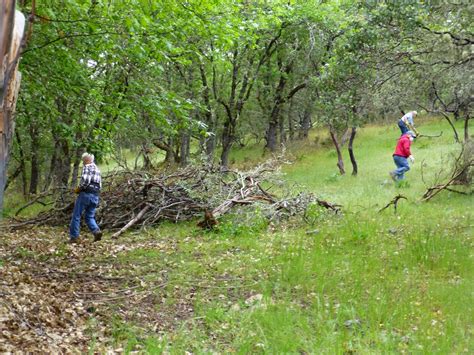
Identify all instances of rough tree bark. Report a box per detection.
[53,97,72,187]
[464,113,470,142]
[348,127,358,176]
[70,145,83,186]
[265,58,291,152]
[28,123,40,194]
[329,126,345,175]
[288,97,295,141]
[199,63,217,161]
[180,130,190,167]
[0,2,25,215]
[14,130,27,195]
[279,106,286,145]
[153,137,177,164]
[298,105,312,139]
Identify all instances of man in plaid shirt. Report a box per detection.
[69,152,102,243]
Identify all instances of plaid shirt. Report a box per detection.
[79,162,102,192]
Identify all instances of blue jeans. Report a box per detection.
[398,119,409,135]
[392,155,410,180]
[69,192,100,239]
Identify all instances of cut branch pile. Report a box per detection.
[5,159,340,236]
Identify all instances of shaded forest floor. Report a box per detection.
[1,118,473,353]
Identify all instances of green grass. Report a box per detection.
[4,117,473,352]
[100,118,472,352]
[108,213,471,353]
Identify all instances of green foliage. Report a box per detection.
[8,0,470,197]
[303,202,329,226]
[217,206,269,238]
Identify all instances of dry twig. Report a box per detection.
[379,194,407,214]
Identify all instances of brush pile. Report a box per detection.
[6,159,340,236]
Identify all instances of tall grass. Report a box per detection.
[102,118,472,352]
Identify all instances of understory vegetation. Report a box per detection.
[1,119,472,353]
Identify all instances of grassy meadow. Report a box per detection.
[2,117,472,353]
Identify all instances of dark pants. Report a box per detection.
[69,192,100,239]
[398,119,409,135]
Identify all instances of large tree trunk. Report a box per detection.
[454,140,473,186]
[264,63,287,151]
[54,138,72,188]
[279,108,286,146]
[180,130,190,167]
[298,106,311,139]
[464,113,470,142]
[348,127,358,176]
[199,63,217,161]
[264,59,306,152]
[71,145,82,187]
[288,97,295,141]
[265,119,279,152]
[219,32,283,167]
[0,4,25,215]
[28,124,39,194]
[153,137,176,164]
[220,119,234,168]
[329,127,345,175]
[14,129,27,195]
[53,97,73,188]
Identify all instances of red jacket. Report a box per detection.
[393,134,412,157]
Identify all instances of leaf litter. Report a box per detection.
[0,226,205,352]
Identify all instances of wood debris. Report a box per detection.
[5,159,341,236]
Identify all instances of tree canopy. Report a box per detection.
[5,0,472,195]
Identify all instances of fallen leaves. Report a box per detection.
[0,227,196,352]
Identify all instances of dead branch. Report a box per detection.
[444,187,471,195]
[422,147,473,201]
[379,194,407,214]
[422,164,472,201]
[417,104,460,143]
[316,198,342,213]
[111,204,152,239]
[417,131,443,138]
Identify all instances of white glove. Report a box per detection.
[408,155,415,164]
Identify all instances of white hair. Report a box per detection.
[81,152,94,162]
[412,111,418,115]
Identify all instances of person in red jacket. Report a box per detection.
[390,131,416,181]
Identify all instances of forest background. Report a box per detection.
[4,0,471,196]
